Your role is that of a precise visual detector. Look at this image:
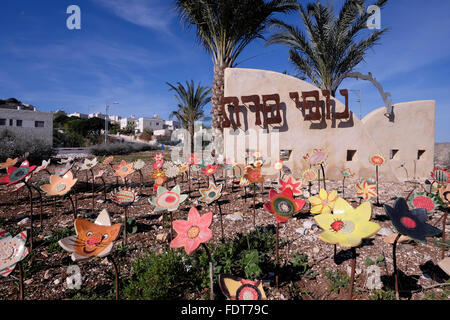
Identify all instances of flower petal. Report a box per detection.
[172,220,191,235]
[319,188,328,200]
[187,207,201,225]
[198,212,213,229]
[314,213,335,229]
[170,234,188,249]
[332,197,354,215]
[308,196,322,206]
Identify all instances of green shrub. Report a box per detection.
[123,250,201,300]
[89,142,159,156]
[0,129,55,164]
[325,269,350,293]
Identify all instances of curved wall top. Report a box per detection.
[223,68,435,182]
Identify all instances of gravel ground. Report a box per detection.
[0,159,448,300]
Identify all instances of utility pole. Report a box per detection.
[105,102,119,143]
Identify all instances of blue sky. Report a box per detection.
[0,0,449,141]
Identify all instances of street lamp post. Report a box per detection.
[105,102,119,143]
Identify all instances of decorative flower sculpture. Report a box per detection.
[40,171,78,196]
[0,229,29,277]
[301,168,318,182]
[431,168,449,185]
[383,197,441,244]
[304,149,328,167]
[341,168,355,178]
[153,153,164,162]
[94,170,104,180]
[152,160,164,170]
[162,161,174,169]
[201,164,218,176]
[113,160,135,181]
[0,158,18,170]
[187,154,199,166]
[273,160,283,171]
[55,162,74,176]
[179,163,189,173]
[59,209,122,261]
[422,182,439,195]
[0,160,37,186]
[243,166,264,184]
[408,192,440,214]
[439,185,450,205]
[238,176,250,187]
[369,154,386,166]
[165,165,180,178]
[314,198,381,247]
[79,158,98,171]
[58,157,74,164]
[278,176,303,196]
[219,274,267,300]
[34,159,51,174]
[199,183,223,204]
[253,151,262,159]
[169,207,213,255]
[308,189,338,215]
[102,156,114,165]
[151,169,167,191]
[111,187,138,206]
[252,159,264,168]
[264,188,306,223]
[356,180,377,200]
[9,175,31,193]
[149,185,188,212]
[133,159,145,171]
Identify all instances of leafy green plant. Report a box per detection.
[365,257,374,265]
[240,249,262,279]
[43,227,75,253]
[289,253,318,280]
[370,289,396,300]
[89,142,159,156]
[123,250,202,300]
[325,269,349,294]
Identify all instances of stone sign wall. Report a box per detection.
[223,68,435,182]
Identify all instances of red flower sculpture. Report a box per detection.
[0,160,36,186]
[201,164,218,176]
[278,176,303,196]
[264,188,306,223]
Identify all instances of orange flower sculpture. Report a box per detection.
[243,166,264,184]
[0,158,18,169]
[170,207,213,254]
[40,171,78,196]
[152,169,167,191]
[113,160,135,182]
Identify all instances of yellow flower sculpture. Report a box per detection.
[308,189,338,214]
[0,158,18,169]
[314,198,381,247]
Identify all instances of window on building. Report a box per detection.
[9,119,13,126]
[35,121,45,128]
[390,149,399,160]
[280,150,292,161]
[16,120,22,127]
[156,122,159,126]
[346,150,357,161]
[0,119,6,126]
[417,150,425,160]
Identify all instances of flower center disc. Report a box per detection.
[55,183,67,192]
[10,167,29,182]
[187,226,200,239]
[236,284,261,300]
[274,198,294,218]
[400,217,417,229]
[412,196,434,212]
[0,240,15,260]
[208,192,216,198]
[331,220,344,231]
[121,167,128,172]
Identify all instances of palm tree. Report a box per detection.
[267,0,388,96]
[174,0,299,130]
[167,80,211,153]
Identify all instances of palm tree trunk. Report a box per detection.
[211,64,227,130]
[189,123,195,154]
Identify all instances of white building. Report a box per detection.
[163,120,180,131]
[136,115,164,133]
[0,99,53,145]
[68,112,88,119]
[119,115,139,130]
[108,115,121,123]
[88,112,107,119]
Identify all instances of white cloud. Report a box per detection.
[91,0,175,32]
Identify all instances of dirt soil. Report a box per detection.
[0,154,449,300]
